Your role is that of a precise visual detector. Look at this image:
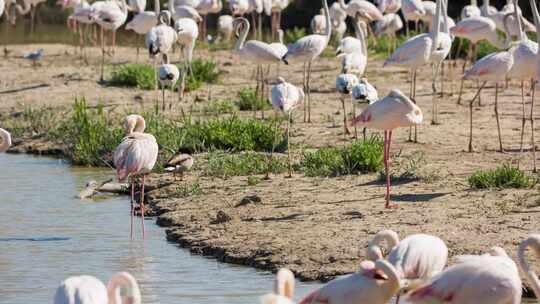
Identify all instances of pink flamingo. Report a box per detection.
[350,89,423,208]
[54,272,141,304]
[260,268,296,304]
[407,247,522,304]
[0,128,12,153]
[299,260,400,304]
[113,115,158,239]
[517,234,540,300]
[367,229,448,302]
[463,50,513,153]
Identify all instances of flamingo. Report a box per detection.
[91,0,128,82]
[336,15,365,56]
[128,0,145,12]
[14,0,46,33]
[310,8,326,34]
[269,29,287,58]
[352,78,379,139]
[339,0,382,22]
[158,56,180,111]
[269,0,290,40]
[376,0,401,14]
[336,73,359,138]
[351,89,423,208]
[401,0,425,36]
[174,16,199,74]
[407,248,522,304]
[299,259,401,304]
[505,0,537,171]
[63,0,94,57]
[330,2,347,25]
[229,0,248,16]
[271,77,304,177]
[260,268,296,304]
[374,13,403,53]
[0,128,11,153]
[383,0,445,142]
[517,234,540,301]
[165,152,194,180]
[54,272,141,304]
[282,0,330,123]
[217,15,234,42]
[480,0,497,17]
[234,17,282,117]
[113,115,158,239]
[170,3,202,22]
[146,11,177,92]
[340,19,367,76]
[367,229,448,301]
[125,0,160,62]
[419,1,436,30]
[463,49,513,153]
[196,0,222,41]
[0,0,4,17]
[461,0,480,19]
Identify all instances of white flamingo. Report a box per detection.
[260,268,296,304]
[128,0,145,12]
[282,0,330,123]
[336,15,365,56]
[217,14,234,42]
[91,0,128,82]
[336,73,359,138]
[330,2,347,24]
[54,272,141,304]
[461,0,480,19]
[341,18,367,76]
[14,0,46,32]
[310,8,326,34]
[407,248,522,304]
[170,2,202,22]
[480,0,497,17]
[125,0,160,61]
[0,128,11,153]
[269,0,290,40]
[351,78,379,140]
[367,229,448,302]
[339,0,383,24]
[375,13,403,53]
[419,1,436,29]
[146,11,177,61]
[174,16,199,74]
[384,0,445,142]
[299,260,401,304]
[401,0,425,35]
[196,0,222,40]
[517,234,540,301]
[376,0,401,14]
[113,115,158,239]
[229,0,248,16]
[158,57,180,111]
[271,77,304,177]
[351,89,423,208]
[63,0,94,56]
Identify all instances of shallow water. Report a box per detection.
[0,153,321,303]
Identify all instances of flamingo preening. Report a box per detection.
[0,128,11,153]
[407,248,522,304]
[352,78,378,139]
[260,268,296,304]
[54,272,141,304]
[113,115,158,239]
[283,0,330,123]
[351,89,423,208]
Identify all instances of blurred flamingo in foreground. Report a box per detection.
[351,89,423,208]
[0,128,11,153]
[54,272,141,304]
[299,259,400,304]
[517,234,540,301]
[260,268,296,304]
[407,247,522,304]
[113,115,158,239]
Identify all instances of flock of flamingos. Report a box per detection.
[2,0,540,302]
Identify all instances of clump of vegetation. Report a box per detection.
[284,27,306,44]
[203,151,287,178]
[236,87,271,111]
[186,59,222,92]
[302,137,384,177]
[110,64,155,90]
[380,151,426,181]
[450,38,499,61]
[2,106,62,137]
[173,182,203,198]
[196,100,238,115]
[468,164,535,189]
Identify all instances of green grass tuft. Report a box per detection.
[468,164,535,189]
[203,151,287,178]
[284,27,306,44]
[236,87,271,111]
[302,137,384,177]
[110,64,155,90]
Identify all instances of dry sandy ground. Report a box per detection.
[2,43,540,287]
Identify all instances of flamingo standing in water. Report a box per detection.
[367,229,448,302]
[260,268,296,304]
[0,128,11,153]
[407,248,522,304]
[517,234,540,301]
[113,115,158,239]
[283,0,330,123]
[271,77,304,178]
[299,259,400,304]
[54,272,141,304]
[350,89,423,208]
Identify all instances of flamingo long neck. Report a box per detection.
[375,260,401,294]
[168,0,175,15]
[441,0,449,34]
[367,230,400,261]
[234,18,250,51]
[274,269,295,299]
[430,0,441,55]
[471,0,477,6]
[518,236,540,302]
[355,20,367,56]
[16,0,31,15]
[0,128,12,153]
[338,0,347,12]
[153,0,160,15]
[134,115,146,133]
[531,0,540,51]
[322,0,331,41]
[513,0,525,41]
[107,272,141,304]
[278,29,284,44]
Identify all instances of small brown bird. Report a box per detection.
[165,153,194,181]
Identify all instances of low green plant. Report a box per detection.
[197,100,238,115]
[2,106,62,137]
[185,59,222,92]
[174,182,203,197]
[302,137,384,177]
[204,151,287,178]
[247,176,261,186]
[236,87,271,111]
[284,27,306,44]
[468,164,535,189]
[110,64,155,90]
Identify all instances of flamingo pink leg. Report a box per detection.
[130,177,135,240]
[141,175,146,239]
[385,131,397,209]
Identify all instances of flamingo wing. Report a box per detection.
[54,275,108,304]
[243,40,283,62]
[285,35,327,61]
[385,33,431,67]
